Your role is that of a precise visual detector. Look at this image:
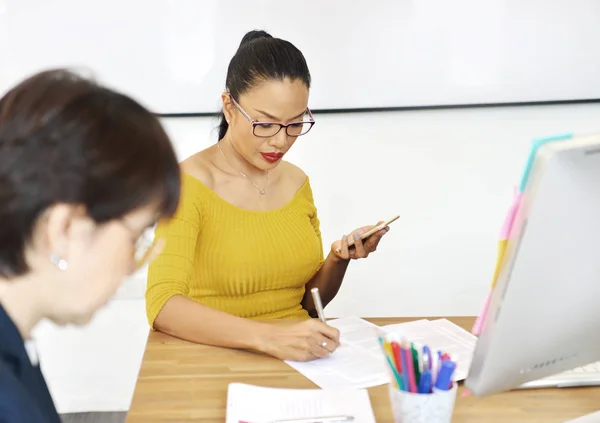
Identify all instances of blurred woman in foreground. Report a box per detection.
[0,69,180,422]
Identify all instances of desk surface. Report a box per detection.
[126,317,599,423]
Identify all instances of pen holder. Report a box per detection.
[388,383,457,423]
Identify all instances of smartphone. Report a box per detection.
[346,215,400,249]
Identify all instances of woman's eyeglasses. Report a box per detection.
[229,93,315,138]
[132,227,163,270]
[120,222,164,272]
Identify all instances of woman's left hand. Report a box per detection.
[330,221,390,261]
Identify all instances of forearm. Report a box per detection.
[153,294,271,351]
[302,252,350,314]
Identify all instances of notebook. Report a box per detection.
[225,383,376,423]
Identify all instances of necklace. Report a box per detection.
[217,141,269,195]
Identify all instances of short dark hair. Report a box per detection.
[0,69,181,277]
[218,30,311,140]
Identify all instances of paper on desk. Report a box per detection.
[225,383,376,423]
[565,410,600,423]
[284,317,477,389]
[284,317,389,389]
[382,318,477,381]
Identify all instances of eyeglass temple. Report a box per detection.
[134,238,165,270]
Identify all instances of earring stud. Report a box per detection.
[50,254,68,271]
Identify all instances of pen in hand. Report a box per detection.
[311,287,327,324]
[310,287,342,353]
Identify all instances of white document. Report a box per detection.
[284,317,389,390]
[225,383,376,423]
[285,317,477,389]
[565,411,600,423]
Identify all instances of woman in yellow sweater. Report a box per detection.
[146,30,390,361]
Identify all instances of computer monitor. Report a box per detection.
[465,132,600,397]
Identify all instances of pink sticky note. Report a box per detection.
[507,193,523,238]
[472,291,492,335]
[474,190,525,336]
[499,192,523,240]
[461,388,472,397]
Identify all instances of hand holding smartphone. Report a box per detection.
[334,215,399,254]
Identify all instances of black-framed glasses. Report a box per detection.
[229,93,315,138]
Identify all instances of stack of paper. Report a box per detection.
[284,317,477,389]
[225,383,376,423]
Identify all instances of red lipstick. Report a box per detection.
[260,152,284,163]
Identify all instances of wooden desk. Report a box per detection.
[127,317,599,422]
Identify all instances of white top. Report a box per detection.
[24,340,39,366]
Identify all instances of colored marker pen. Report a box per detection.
[411,343,421,385]
[391,341,403,373]
[418,369,432,394]
[434,359,456,391]
[399,341,410,392]
[378,336,403,390]
[402,339,417,393]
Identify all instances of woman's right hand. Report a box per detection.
[258,319,341,362]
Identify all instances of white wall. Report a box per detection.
[34,103,600,413]
[5,1,600,112]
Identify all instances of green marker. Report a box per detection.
[411,342,421,385]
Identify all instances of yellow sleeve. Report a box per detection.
[145,174,202,328]
[306,178,325,266]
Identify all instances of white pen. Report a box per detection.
[310,287,327,324]
[269,415,354,423]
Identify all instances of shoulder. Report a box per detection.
[278,161,316,205]
[158,150,219,224]
[0,365,48,422]
[176,149,222,205]
[279,160,308,188]
[180,150,216,190]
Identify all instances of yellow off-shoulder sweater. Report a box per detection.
[145,173,325,327]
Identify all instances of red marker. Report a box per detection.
[390,341,403,373]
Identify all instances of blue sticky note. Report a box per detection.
[518,133,573,192]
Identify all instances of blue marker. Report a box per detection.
[418,369,432,394]
[435,350,444,382]
[434,359,456,391]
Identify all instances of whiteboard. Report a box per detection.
[2,0,600,114]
